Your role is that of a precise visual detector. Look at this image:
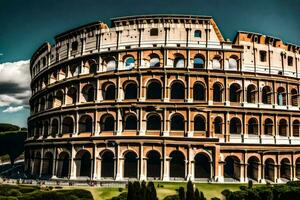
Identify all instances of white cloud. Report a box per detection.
[0,60,31,108]
[3,106,24,113]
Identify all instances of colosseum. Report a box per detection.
[25,15,300,183]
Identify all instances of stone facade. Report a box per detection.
[26,15,300,183]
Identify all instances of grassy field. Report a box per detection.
[68,182,248,200]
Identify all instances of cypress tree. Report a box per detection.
[179,186,185,200]
[186,180,195,200]
[146,181,158,200]
[127,182,134,200]
[195,188,200,200]
[141,180,147,200]
[133,181,141,200]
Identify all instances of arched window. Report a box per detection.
[124,82,138,99]
[291,89,298,106]
[230,83,241,102]
[40,98,45,111]
[62,117,74,134]
[214,117,222,134]
[173,54,185,68]
[147,150,161,178]
[47,95,53,109]
[194,30,202,38]
[124,56,135,69]
[149,54,160,67]
[262,86,272,104]
[171,114,185,131]
[146,114,161,131]
[85,60,97,74]
[76,150,91,177]
[82,84,95,102]
[293,120,300,137]
[193,82,206,101]
[169,151,185,178]
[264,118,273,135]
[101,151,114,178]
[212,56,221,69]
[213,82,223,102]
[79,115,93,133]
[171,81,185,99]
[43,121,49,137]
[124,114,137,130]
[70,64,80,76]
[103,83,116,100]
[228,57,238,70]
[230,117,241,134]
[248,118,258,135]
[147,81,162,99]
[194,55,205,69]
[51,119,59,136]
[194,115,206,131]
[247,85,257,103]
[105,57,117,71]
[66,87,77,104]
[279,119,288,136]
[100,114,114,131]
[55,90,64,107]
[277,87,286,106]
[124,151,138,178]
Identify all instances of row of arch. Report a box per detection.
[30,150,300,182]
[33,80,299,113]
[30,113,300,138]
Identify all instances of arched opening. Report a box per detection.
[291,89,298,106]
[82,84,95,102]
[194,115,206,131]
[40,98,45,111]
[193,82,206,101]
[296,158,300,179]
[79,115,93,134]
[70,64,80,76]
[124,151,138,178]
[247,85,257,103]
[194,153,211,179]
[33,152,41,176]
[149,54,160,68]
[146,114,161,131]
[194,55,205,69]
[247,156,259,181]
[293,120,300,137]
[101,151,114,178]
[170,151,185,179]
[100,114,115,131]
[147,81,162,99]
[214,117,223,134]
[279,119,288,136]
[43,121,49,137]
[264,118,273,135]
[212,56,221,69]
[66,87,77,104]
[103,83,116,100]
[124,82,138,99]
[248,118,258,135]
[55,90,64,107]
[264,158,275,182]
[228,57,238,70]
[224,156,240,181]
[85,60,97,74]
[62,117,74,134]
[76,150,91,177]
[42,152,53,177]
[277,87,286,106]
[262,86,272,104]
[47,95,53,109]
[104,57,117,71]
[57,152,70,178]
[124,56,135,69]
[147,150,161,179]
[171,114,185,131]
[213,82,223,102]
[124,114,137,130]
[173,54,185,68]
[51,119,59,136]
[280,158,291,180]
[230,83,241,102]
[171,81,185,100]
[230,117,241,134]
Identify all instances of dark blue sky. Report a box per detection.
[0,0,299,127]
[0,0,299,63]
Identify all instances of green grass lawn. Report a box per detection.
[67,182,249,200]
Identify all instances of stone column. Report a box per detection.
[162,144,169,181]
[70,144,76,179]
[39,148,44,178]
[139,144,146,180]
[115,144,123,180]
[92,144,97,180]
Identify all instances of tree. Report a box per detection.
[179,187,185,200]
[127,182,134,200]
[146,181,158,200]
[186,180,195,200]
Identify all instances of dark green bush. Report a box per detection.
[163,195,179,200]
